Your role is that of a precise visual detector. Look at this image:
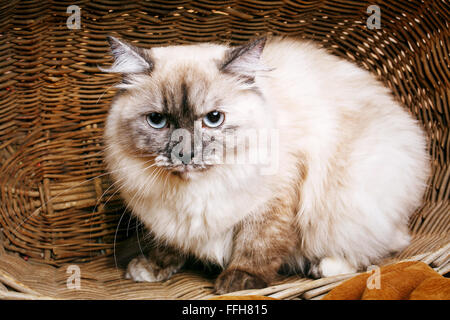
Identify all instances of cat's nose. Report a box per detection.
[176,150,195,164]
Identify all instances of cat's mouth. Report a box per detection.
[168,164,211,179]
[153,155,213,179]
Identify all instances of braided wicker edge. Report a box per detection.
[0,242,448,300]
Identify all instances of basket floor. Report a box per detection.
[1,202,448,300]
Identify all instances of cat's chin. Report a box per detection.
[169,165,211,180]
[171,171,194,180]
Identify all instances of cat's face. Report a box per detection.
[104,37,272,179]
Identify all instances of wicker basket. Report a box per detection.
[0,0,448,300]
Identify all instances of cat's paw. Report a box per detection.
[309,257,357,278]
[215,269,267,294]
[125,256,180,282]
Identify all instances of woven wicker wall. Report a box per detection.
[0,0,448,269]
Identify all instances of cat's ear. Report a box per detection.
[220,37,267,81]
[101,36,153,74]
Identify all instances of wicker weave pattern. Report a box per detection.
[0,0,448,299]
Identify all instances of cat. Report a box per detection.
[102,35,430,294]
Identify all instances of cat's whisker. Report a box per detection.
[95,82,121,106]
[87,159,156,246]
[14,155,156,238]
[12,167,134,233]
[114,164,163,257]
[112,165,164,269]
[112,199,133,272]
[131,167,166,257]
[124,166,161,236]
[91,157,156,216]
[110,164,159,268]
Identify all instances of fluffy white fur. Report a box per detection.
[104,37,430,278]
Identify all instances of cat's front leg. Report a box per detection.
[125,244,185,283]
[308,257,357,278]
[215,199,297,294]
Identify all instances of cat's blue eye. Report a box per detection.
[146,112,167,129]
[203,111,224,128]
